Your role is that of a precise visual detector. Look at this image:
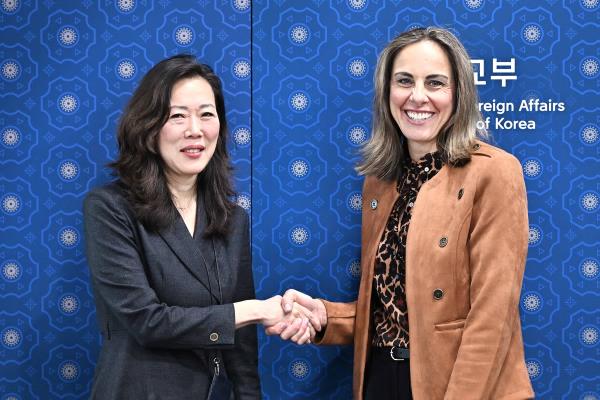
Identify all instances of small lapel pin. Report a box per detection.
[370,199,378,210]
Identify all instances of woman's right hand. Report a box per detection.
[264,290,328,344]
[260,295,318,344]
[259,295,287,326]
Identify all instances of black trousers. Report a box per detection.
[364,347,413,400]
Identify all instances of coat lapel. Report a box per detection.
[210,237,233,305]
[157,200,220,303]
[193,196,222,303]
[361,177,399,260]
[193,196,233,305]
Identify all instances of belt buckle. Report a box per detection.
[389,346,406,361]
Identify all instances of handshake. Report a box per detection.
[257,289,328,345]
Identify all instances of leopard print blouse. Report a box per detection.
[372,151,444,348]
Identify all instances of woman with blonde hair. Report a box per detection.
[271,27,534,400]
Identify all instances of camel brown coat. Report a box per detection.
[316,142,534,400]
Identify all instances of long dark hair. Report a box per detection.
[110,54,235,237]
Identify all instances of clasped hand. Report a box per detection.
[261,290,327,345]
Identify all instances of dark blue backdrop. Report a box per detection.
[1,1,599,399]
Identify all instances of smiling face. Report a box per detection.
[389,40,454,159]
[158,76,220,183]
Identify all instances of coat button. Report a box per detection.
[457,188,464,200]
[209,332,219,342]
[370,199,378,210]
[439,236,448,247]
[433,289,444,300]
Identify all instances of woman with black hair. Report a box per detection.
[84,55,315,399]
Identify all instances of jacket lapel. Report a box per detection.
[211,238,233,305]
[157,204,220,303]
[361,177,399,261]
[193,197,222,303]
[353,176,400,395]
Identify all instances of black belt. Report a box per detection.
[389,346,410,361]
[372,346,410,361]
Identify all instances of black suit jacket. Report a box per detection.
[83,181,260,399]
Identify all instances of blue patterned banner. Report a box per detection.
[1,0,599,399]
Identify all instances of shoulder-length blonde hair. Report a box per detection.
[357,27,486,180]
